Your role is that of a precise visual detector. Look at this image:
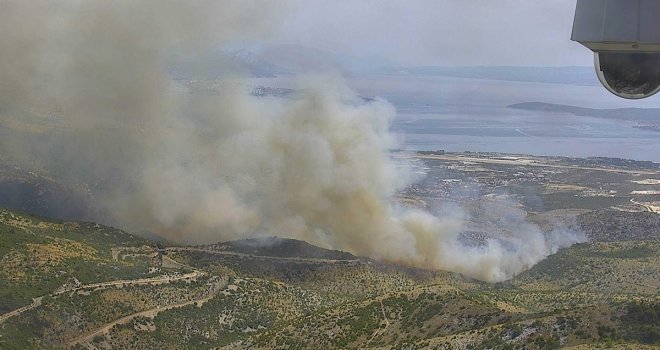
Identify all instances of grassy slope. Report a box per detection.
[0,209,658,349]
[0,209,155,313]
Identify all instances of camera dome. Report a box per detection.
[595,52,660,99]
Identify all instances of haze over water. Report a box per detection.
[255,74,660,162]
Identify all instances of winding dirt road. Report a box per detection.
[366,299,390,346]
[67,293,218,347]
[164,247,360,264]
[0,271,203,325]
[1,247,355,326]
[0,296,43,324]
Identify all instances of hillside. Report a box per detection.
[0,209,658,349]
[0,164,100,222]
[1,148,658,350]
[578,209,660,242]
[206,237,357,260]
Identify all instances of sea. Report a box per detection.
[254,73,660,162]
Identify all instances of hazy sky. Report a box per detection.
[274,0,588,67]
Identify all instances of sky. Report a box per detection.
[272,0,589,67]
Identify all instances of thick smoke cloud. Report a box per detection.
[0,1,584,282]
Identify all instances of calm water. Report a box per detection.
[254,74,660,162]
[390,108,660,162]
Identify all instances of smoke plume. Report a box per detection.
[0,1,584,282]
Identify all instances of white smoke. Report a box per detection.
[0,1,585,282]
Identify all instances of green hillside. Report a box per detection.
[0,209,657,349]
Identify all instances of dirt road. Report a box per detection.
[165,247,361,264]
[0,296,43,324]
[67,294,217,347]
[0,271,203,324]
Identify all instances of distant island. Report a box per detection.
[509,102,660,132]
[364,66,599,86]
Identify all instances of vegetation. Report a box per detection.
[1,149,658,349]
